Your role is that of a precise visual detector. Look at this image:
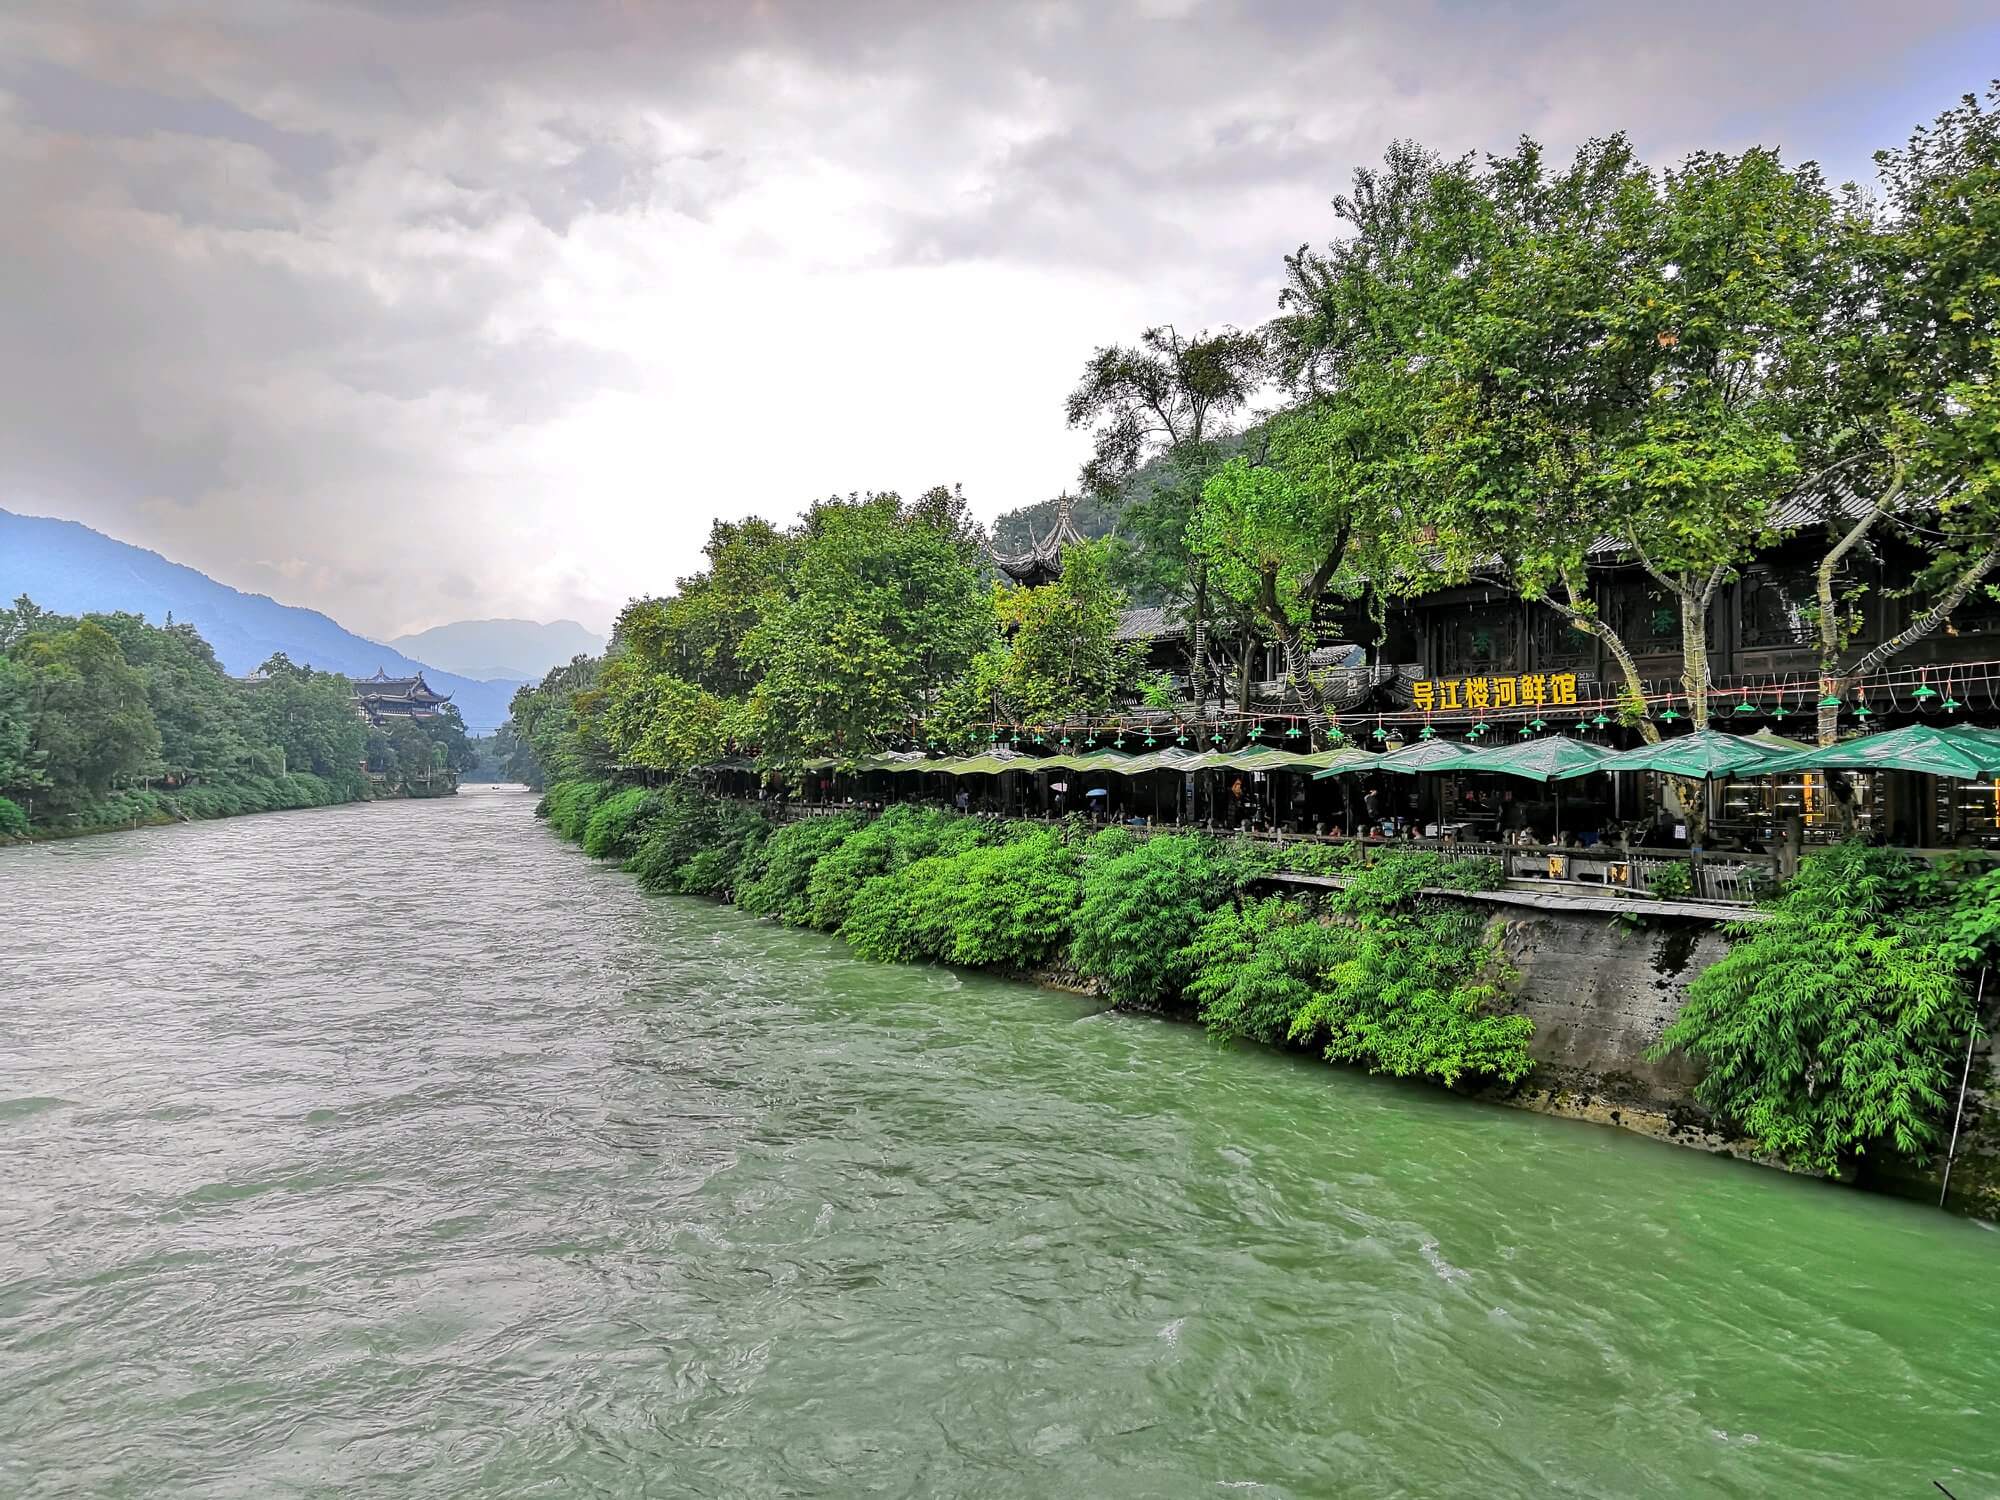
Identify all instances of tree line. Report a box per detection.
[0,596,474,836]
[509,86,1998,786]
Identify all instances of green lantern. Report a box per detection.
[1143,733,1157,748]
[1732,699,1757,716]
[1419,724,1436,740]
[1943,696,1962,713]
[1284,723,1303,740]
[1529,717,1547,732]
[1659,707,1682,723]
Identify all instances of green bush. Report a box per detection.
[582,786,657,859]
[1182,856,1531,1087]
[625,790,776,898]
[540,780,613,842]
[736,814,866,922]
[1291,853,1528,1086]
[1184,896,1347,1042]
[802,806,978,931]
[0,796,25,837]
[1281,841,1362,877]
[841,823,1079,969]
[1070,833,1261,1003]
[1646,859,1694,901]
[1651,843,1980,1175]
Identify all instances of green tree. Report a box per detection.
[744,488,991,762]
[20,619,161,806]
[1803,85,2000,742]
[1065,325,1266,713]
[938,537,1143,730]
[245,654,364,792]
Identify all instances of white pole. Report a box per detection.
[1940,967,1988,1209]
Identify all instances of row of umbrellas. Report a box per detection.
[732,723,2000,784]
[1311,723,2000,784]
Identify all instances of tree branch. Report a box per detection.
[1840,546,2000,682]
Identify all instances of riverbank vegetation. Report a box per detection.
[536,780,1536,1091]
[1653,845,2000,1175]
[0,595,472,838]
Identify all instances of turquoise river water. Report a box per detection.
[2,787,1996,1497]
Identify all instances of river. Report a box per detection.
[2,787,1995,1498]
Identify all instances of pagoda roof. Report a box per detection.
[991,494,1087,585]
[355,669,450,703]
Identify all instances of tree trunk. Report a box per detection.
[1189,564,1210,725]
[1679,584,1711,731]
[1236,628,1255,717]
[1529,573,1660,744]
[1831,545,2000,745]
[1258,565,1331,720]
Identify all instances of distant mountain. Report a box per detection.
[0,508,520,730]
[386,617,604,683]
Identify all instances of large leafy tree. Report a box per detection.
[935,537,1144,731]
[1065,325,1266,711]
[1595,146,1845,729]
[19,619,161,805]
[1800,85,2000,742]
[245,653,365,791]
[744,487,991,762]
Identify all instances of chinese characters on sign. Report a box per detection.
[1412,673,1579,714]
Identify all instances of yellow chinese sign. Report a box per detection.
[1413,673,1579,714]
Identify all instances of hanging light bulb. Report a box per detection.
[1660,707,1683,723]
[1732,699,1757,716]
[1419,724,1436,739]
[1284,722,1303,740]
[1248,724,1264,740]
[1529,717,1547,732]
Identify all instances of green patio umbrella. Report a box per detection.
[1307,746,1393,779]
[1578,728,1796,781]
[1316,737,1476,777]
[1457,735,1616,783]
[1755,722,2000,780]
[1746,727,1812,754]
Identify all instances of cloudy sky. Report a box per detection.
[2,1,1994,640]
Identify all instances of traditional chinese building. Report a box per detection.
[990,494,1087,588]
[353,669,452,726]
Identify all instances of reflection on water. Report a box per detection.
[1,787,1995,1498]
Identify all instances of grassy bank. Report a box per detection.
[538,778,1535,1093]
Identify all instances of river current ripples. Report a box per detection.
[2,787,1996,1497]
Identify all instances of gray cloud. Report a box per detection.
[0,0,1990,638]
